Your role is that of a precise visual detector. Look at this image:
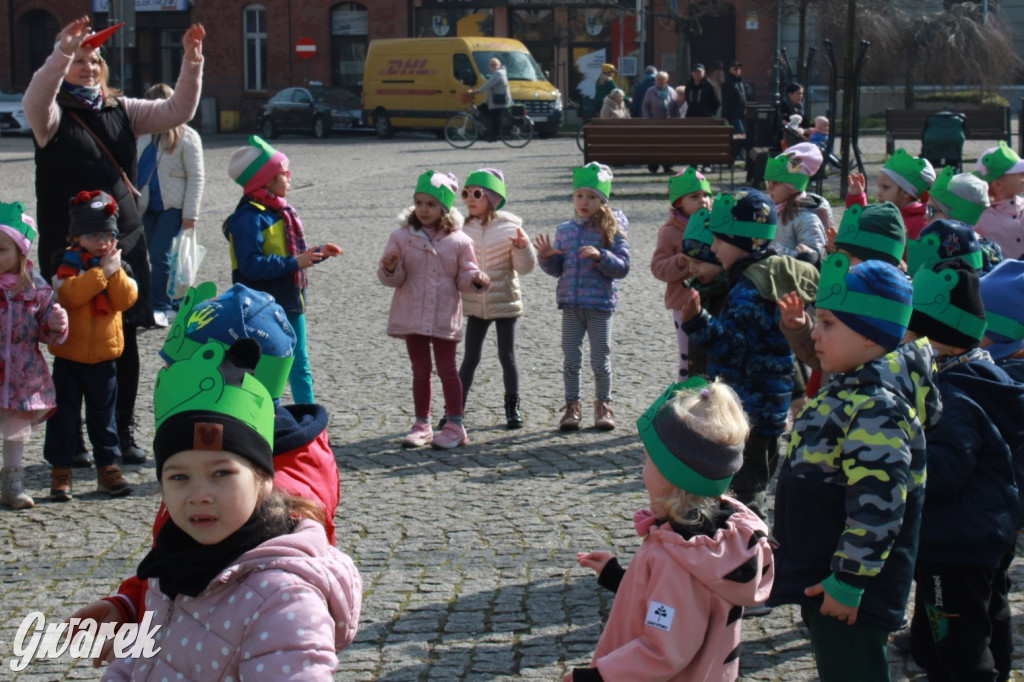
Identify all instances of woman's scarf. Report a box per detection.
[137,511,293,599]
[248,188,309,290]
[56,246,110,315]
[60,81,103,112]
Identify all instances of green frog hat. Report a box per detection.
[152,338,275,480]
[160,283,296,400]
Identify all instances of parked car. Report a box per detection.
[257,85,366,139]
[0,91,30,136]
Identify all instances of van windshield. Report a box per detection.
[473,51,545,82]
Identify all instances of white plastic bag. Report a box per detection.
[167,228,206,300]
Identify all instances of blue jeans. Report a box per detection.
[287,313,314,404]
[143,207,182,313]
[728,116,746,135]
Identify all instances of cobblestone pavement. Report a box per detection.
[0,129,1021,681]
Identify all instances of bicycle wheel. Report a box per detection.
[444,113,479,149]
[501,115,533,148]
[576,122,587,152]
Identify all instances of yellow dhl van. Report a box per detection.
[362,37,562,138]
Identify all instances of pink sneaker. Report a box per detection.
[432,421,469,450]
[401,421,434,448]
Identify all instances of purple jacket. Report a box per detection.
[538,210,630,312]
[377,210,484,341]
[102,519,362,682]
[1,272,66,413]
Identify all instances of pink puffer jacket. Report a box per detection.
[377,209,484,341]
[1,272,67,412]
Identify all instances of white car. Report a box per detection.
[0,91,30,136]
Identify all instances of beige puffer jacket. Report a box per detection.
[461,211,536,319]
[136,125,205,221]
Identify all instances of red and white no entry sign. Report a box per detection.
[295,37,316,60]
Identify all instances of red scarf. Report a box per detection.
[248,189,308,290]
[57,246,111,316]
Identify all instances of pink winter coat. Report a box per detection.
[1,272,67,412]
[976,196,1024,260]
[102,519,362,682]
[378,210,484,341]
[650,211,692,310]
[591,498,774,682]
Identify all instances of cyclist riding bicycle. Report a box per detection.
[467,58,509,142]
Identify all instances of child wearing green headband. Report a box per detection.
[452,168,536,429]
[569,378,773,682]
[379,170,490,450]
[772,254,940,682]
[765,142,830,264]
[975,141,1024,259]
[651,167,712,380]
[534,162,630,431]
[848,148,935,240]
[904,258,1024,682]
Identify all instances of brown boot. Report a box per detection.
[559,400,582,431]
[49,467,72,502]
[594,400,616,431]
[97,465,133,497]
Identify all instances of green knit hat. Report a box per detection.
[465,168,507,209]
[636,377,744,497]
[880,148,936,198]
[682,208,719,264]
[834,202,907,267]
[975,141,1024,182]
[573,162,613,202]
[152,339,276,480]
[930,167,988,226]
[668,167,712,206]
[414,170,459,212]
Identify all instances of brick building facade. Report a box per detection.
[1,0,776,131]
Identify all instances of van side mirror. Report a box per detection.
[461,71,478,87]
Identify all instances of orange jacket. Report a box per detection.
[49,266,137,364]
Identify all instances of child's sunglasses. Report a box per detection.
[461,188,486,200]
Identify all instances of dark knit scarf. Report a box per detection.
[248,188,308,290]
[725,245,776,288]
[60,81,104,112]
[137,510,294,599]
[57,246,110,315]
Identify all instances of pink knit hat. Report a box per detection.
[228,135,289,195]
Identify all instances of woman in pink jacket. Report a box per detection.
[570,378,774,682]
[102,339,361,682]
[378,171,489,450]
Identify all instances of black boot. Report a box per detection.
[72,423,92,468]
[504,394,523,429]
[118,416,147,465]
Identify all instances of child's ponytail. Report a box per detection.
[255,470,329,531]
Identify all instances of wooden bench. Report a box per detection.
[583,118,737,185]
[885,107,1011,156]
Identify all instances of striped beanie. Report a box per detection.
[817,254,913,352]
[228,135,289,195]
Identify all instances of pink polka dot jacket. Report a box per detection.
[102,519,362,681]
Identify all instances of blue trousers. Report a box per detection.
[44,358,119,468]
[287,313,314,404]
[143,207,182,313]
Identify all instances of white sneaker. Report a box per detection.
[152,311,170,328]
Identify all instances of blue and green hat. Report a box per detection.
[682,208,719,264]
[708,188,777,251]
[817,253,913,352]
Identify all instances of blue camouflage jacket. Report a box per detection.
[919,349,1023,557]
[682,273,794,436]
[770,338,941,632]
[538,210,629,312]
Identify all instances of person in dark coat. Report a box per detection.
[684,64,720,118]
[721,61,747,134]
[630,65,656,119]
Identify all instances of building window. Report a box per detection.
[414,9,493,38]
[330,3,367,91]
[244,5,267,91]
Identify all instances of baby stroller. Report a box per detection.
[921,111,967,172]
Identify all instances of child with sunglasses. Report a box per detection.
[446,169,536,429]
[44,191,137,501]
